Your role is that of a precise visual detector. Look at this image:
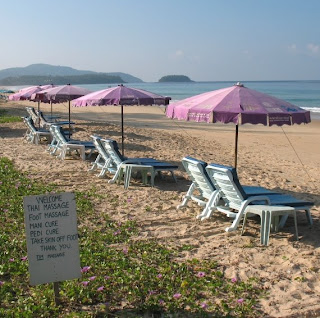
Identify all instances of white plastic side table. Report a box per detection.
[241,205,298,246]
[60,144,86,160]
[120,164,155,189]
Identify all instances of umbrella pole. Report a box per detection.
[68,100,71,134]
[38,101,40,128]
[234,125,238,169]
[121,105,124,156]
[50,101,53,118]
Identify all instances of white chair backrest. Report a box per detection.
[102,139,124,168]
[51,125,67,145]
[182,157,215,200]
[37,111,49,128]
[205,164,246,210]
[91,136,109,161]
[26,107,39,125]
[23,116,37,133]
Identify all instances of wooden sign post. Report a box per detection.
[23,192,81,304]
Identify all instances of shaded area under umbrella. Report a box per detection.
[166,82,311,169]
[72,84,170,155]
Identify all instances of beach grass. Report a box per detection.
[0,157,264,317]
[0,109,22,123]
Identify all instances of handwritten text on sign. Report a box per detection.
[23,192,81,285]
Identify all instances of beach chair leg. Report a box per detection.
[278,214,288,229]
[171,171,177,182]
[124,166,133,189]
[88,155,100,172]
[178,183,196,209]
[241,213,249,235]
[109,167,122,184]
[199,191,221,220]
[150,169,155,187]
[293,211,299,240]
[98,167,107,178]
[305,209,313,225]
[261,211,269,246]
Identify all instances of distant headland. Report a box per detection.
[0,63,143,85]
[158,75,193,83]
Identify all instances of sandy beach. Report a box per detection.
[1,100,320,317]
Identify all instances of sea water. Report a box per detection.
[9,80,320,114]
[76,80,320,114]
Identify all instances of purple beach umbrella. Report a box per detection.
[44,84,92,132]
[166,82,311,168]
[72,84,170,155]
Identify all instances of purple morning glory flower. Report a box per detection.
[81,266,91,273]
[196,271,206,278]
[200,302,208,309]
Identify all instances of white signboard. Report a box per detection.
[23,192,81,286]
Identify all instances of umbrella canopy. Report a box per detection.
[30,87,54,103]
[166,82,311,168]
[72,84,170,155]
[44,84,92,131]
[73,84,170,106]
[8,85,54,101]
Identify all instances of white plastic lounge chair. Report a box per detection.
[178,157,279,217]
[204,163,313,232]
[37,110,75,130]
[89,135,117,178]
[23,117,52,145]
[102,139,178,185]
[49,125,96,160]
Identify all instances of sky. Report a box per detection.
[1,0,320,82]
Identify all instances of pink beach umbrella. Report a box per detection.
[72,84,170,155]
[30,86,61,117]
[8,85,39,100]
[166,82,311,168]
[8,85,54,101]
[44,84,92,132]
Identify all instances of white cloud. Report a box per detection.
[307,43,320,55]
[175,50,184,57]
[168,49,185,61]
[287,44,297,53]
